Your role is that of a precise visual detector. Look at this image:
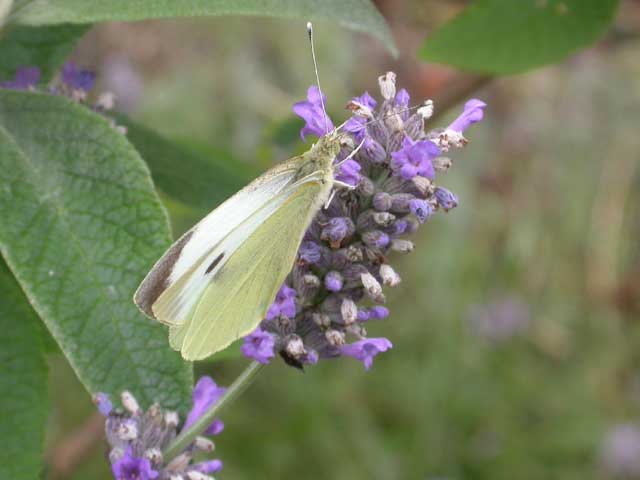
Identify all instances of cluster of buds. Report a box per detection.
[96,377,225,480]
[241,71,486,370]
[0,62,125,133]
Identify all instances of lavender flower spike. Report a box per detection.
[341,338,393,370]
[248,72,484,370]
[184,376,226,436]
[293,85,335,140]
[0,66,40,90]
[100,381,228,479]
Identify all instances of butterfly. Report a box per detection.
[133,130,356,360]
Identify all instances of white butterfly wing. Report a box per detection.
[134,158,302,326]
[168,180,328,360]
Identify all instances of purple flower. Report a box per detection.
[298,241,322,264]
[0,66,40,90]
[193,459,224,474]
[390,137,440,181]
[353,91,377,110]
[320,217,354,245]
[112,447,158,480]
[293,86,334,140]
[341,338,393,370]
[395,88,410,109]
[357,306,390,322]
[93,392,113,416]
[448,99,487,133]
[434,187,458,211]
[335,158,361,187]
[324,270,343,292]
[241,327,275,364]
[409,198,432,223]
[184,377,226,436]
[61,61,96,92]
[342,116,372,147]
[266,284,297,320]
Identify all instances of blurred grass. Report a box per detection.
[46,8,640,480]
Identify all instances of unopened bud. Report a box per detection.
[144,448,163,465]
[380,264,401,287]
[165,411,179,428]
[285,335,305,358]
[121,391,140,415]
[325,329,346,346]
[378,71,397,100]
[194,436,215,452]
[361,272,384,302]
[341,298,358,325]
[418,99,434,119]
[96,91,116,110]
[116,419,138,440]
[433,156,452,172]
[391,239,414,254]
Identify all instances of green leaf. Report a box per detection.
[0,259,48,480]
[0,24,89,82]
[0,90,193,412]
[420,0,619,75]
[121,117,254,219]
[9,0,396,55]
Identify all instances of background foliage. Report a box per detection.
[1,0,638,479]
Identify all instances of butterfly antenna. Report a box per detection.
[307,21,329,135]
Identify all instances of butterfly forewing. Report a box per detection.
[169,181,327,360]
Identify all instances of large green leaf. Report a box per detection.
[8,0,395,55]
[0,90,192,412]
[0,259,48,480]
[420,0,619,75]
[0,24,89,82]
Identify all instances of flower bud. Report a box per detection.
[418,99,434,119]
[165,411,179,428]
[116,419,138,440]
[341,298,358,325]
[361,272,384,302]
[373,211,396,227]
[433,156,452,172]
[194,437,215,452]
[380,264,401,287]
[285,335,305,358]
[144,448,163,465]
[434,187,459,211]
[121,391,140,415]
[325,329,346,346]
[373,192,392,211]
[378,71,396,100]
[324,271,344,292]
[391,239,414,254]
[361,230,390,249]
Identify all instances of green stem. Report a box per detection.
[163,361,264,462]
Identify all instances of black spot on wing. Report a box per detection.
[205,252,225,274]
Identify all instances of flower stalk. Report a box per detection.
[162,361,264,463]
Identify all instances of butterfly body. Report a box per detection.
[134,132,341,360]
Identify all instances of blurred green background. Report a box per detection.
[44,1,640,478]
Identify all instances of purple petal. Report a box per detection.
[447,98,487,133]
[293,86,334,140]
[183,377,227,436]
[240,327,275,364]
[1,66,40,90]
[340,338,393,370]
[111,447,159,480]
[62,61,96,92]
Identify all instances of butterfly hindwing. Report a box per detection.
[169,181,325,360]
